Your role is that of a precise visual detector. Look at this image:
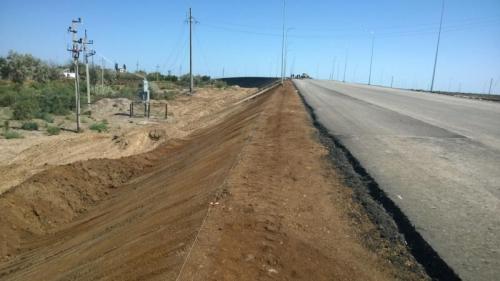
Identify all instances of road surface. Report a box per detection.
[294,79,500,281]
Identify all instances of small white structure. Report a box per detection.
[62,70,76,79]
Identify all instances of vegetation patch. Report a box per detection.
[46,126,61,136]
[89,121,108,133]
[21,121,39,131]
[2,130,23,139]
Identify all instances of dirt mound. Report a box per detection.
[0,154,155,259]
[0,90,267,280]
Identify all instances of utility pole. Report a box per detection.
[488,78,494,95]
[101,58,104,92]
[343,50,348,83]
[284,27,294,79]
[430,0,445,92]
[280,0,286,85]
[330,57,336,80]
[188,8,195,94]
[83,29,95,111]
[368,32,375,85]
[67,18,82,133]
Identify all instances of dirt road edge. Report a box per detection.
[293,81,461,281]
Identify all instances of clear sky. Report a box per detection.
[0,0,499,93]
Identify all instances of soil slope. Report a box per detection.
[0,82,428,280]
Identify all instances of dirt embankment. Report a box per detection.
[0,86,255,194]
[0,89,267,280]
[0,82,428,280]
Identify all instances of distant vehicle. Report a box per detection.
[300,73,311,79]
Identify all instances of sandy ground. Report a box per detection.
[0,82,428,280]
[0,86,255,194]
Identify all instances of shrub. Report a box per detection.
[3,120,9,132]
[46,126,60,135]
[89,121,108,133]
[12,97,39,120]
[40,112,54,123]
[2,130,23,139]
[21,121,39,131]
[213,80,227,89]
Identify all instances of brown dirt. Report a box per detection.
[0,86,256,194]
[0,82,428,280]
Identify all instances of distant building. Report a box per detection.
[62,69,76,79]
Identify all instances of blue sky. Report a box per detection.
[0,0,499,93]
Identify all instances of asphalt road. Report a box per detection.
[294,79,500,281]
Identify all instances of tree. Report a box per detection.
[0,57,7,79]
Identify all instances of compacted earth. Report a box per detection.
[0,82,429,280]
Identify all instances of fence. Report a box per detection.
[129,102,168,119]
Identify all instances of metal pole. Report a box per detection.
[488,78,494,95]
[75,62,81,132]
[430,0,445,92]
[101,58,104,92]
[330,57,336,80]
[343,50,348,83]
[280,0,286,85]
[68,18,81,133]
[368,32,375,85]
[83,30,91,110]
[189,8,194,94]
[284,27,294,80]
[391,76,394,88]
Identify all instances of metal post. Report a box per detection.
[488,78,494,95]
[165,103,168,119]
[368,32,375,85]
[430,0,445,92]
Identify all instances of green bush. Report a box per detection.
[46,126,60,135]
[2,130,23,139]
[12,96,39,120]
[213,80,227,89]
[3,120,9,131]
[37,112,54,123]
[89,121,108,133]
[21,121,38,131]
